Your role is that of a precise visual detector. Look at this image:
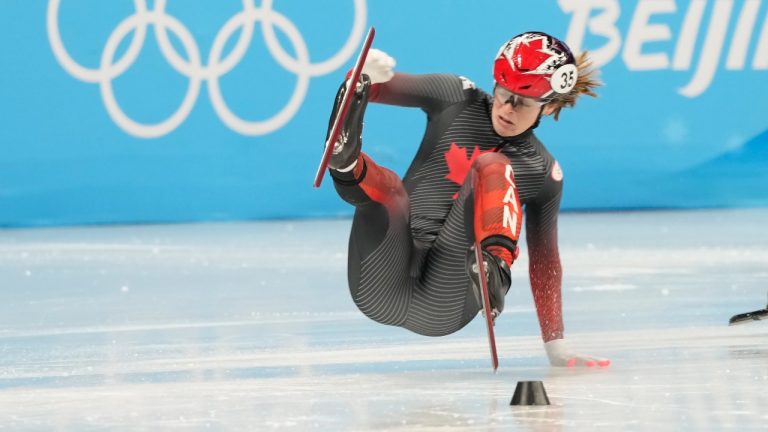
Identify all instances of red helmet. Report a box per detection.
[493,32,578,100]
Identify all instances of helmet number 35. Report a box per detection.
[551,64,578,94]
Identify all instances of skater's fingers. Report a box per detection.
[370,55,394,68]
[368,48,395,65]
[364,49,396,84]
[565,355,611,368]
[565,356,588,367]
[365,49,395,69]
[545,340,610,368]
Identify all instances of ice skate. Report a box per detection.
[729,291,768,325]
[325,74,372,171]
[467,245,511,321]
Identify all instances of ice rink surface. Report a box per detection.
[0,209,767,431]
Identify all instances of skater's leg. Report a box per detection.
[403,176,478,335]
[334,154,415,327]
[404,152,522,335]
[471,153,522,266]
[324,73,419,327]
[466,152,523,318]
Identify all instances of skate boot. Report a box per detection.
[467,245,512,321]
[728,292,768,325]
[325,74,372,171]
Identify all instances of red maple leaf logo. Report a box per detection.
[444,143,494,198]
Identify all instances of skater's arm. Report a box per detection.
[524,182,564,343]
[368,73,473,114]
[527,168,611,367]
[357,48,473,113]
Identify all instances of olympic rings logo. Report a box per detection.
[46,0,367,138]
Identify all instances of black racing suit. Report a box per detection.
[332,73,564,341]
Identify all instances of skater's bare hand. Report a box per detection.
[544,339,610,368]
[363,49,395,84]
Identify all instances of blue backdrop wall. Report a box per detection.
[1,0,767,227]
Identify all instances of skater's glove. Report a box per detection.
[544,339,610,368]
[362,48,396,84]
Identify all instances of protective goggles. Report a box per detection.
[493,86,549,111]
